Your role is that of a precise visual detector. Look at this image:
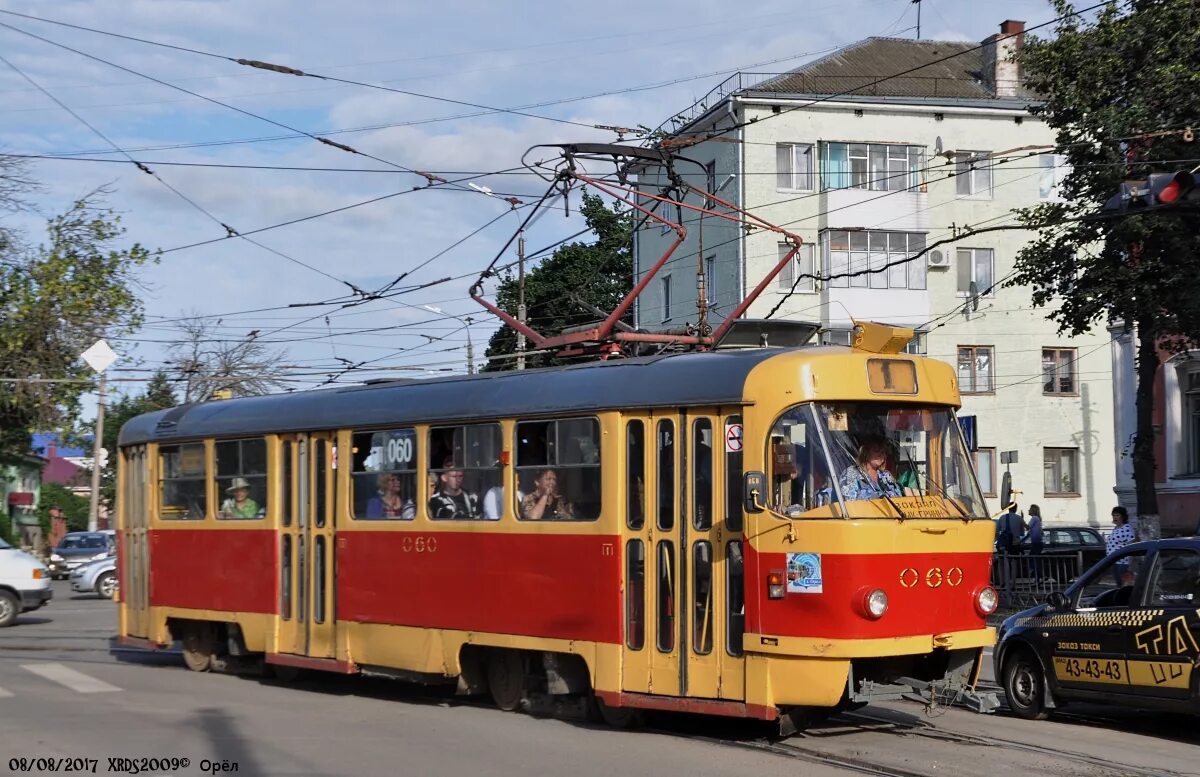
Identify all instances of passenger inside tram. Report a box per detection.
[429,458,481,520]
[520,469,575,520]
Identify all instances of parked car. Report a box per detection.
[0,536,52,626]
[995,537,1200,719]
[69,555,118,599]
[1019,526,1108,568]
[48,531,114,580]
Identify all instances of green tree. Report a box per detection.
[37,482,90,534]
[1012,0,1200,539]
[0,193,154,459]
[483,194,633,370]
[99,370,176,504]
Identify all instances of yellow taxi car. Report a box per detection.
[994,538,1200,719]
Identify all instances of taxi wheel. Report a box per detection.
[1003,650,1049,720]
[181,623,217,673]
[0,591,18,628]
[486,650,527,712]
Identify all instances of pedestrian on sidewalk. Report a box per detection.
[1024,505,1043,581]
[1106,506,1136,584]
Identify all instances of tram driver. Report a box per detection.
[429,458,480,520]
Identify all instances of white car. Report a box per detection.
[0,536,52,626]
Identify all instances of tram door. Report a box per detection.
[626,409,741,700]
[276,433,337,659]
[119,446,151,638]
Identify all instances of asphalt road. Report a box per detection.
[0,581,1197,777]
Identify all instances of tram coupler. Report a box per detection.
[898,677,1000,714]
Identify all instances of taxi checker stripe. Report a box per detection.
[1016,610,1164,629]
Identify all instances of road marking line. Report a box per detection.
[20,662,120,693]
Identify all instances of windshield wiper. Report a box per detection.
[921,469,971,520]
[854,465,910,521]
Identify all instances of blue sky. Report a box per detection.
[0,0,1060,412]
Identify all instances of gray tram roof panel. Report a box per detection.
[118,347,826,446]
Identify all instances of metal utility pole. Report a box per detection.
[913,0,921,39]
[81,339,117,532]
[465,317,475,375]
[516,230,527,371]
[88,371,106,532]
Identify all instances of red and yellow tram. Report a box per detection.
[116,324,997,729]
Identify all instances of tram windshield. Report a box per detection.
[767,402,986,519]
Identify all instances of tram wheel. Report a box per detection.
[486,650,527,712]
[181,623,217,673]
[1003,649,1049,720]
[270,663,302,683]
[589,695,644,729]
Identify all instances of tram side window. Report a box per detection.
[351,429,417,520]
[515,417,601,521]
[429,424,502,520]
[215,439,267,520]
[160,443,207,520]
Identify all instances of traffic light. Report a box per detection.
[1103,171,1199,212]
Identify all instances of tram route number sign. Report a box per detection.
[725,423,743,453]
[379,430,416,470]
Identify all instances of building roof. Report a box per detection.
[42,457,87,486]
[747,37,1000,101]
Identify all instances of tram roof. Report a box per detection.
[119,347,823,446]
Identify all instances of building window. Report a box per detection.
[777,243,817,292]
[1185,370,1200,475]
[824,230,926,290]
[821,142,923,191]
[1042,348,1077,395]
[954,151,993,198]
[824,328,926,353]
[902,331,928,355]
[660,275,671,322]
[957,346,994,394]
[974,447,996,497]
[1044,447,1079,495]
[1039,153,1069,200]
[776,143,813,191]
[956,247,994,296]
[705,255,716,304]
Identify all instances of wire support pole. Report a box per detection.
[87,371,107,532]
[517,231,527,371]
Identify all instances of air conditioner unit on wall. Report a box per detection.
[927,249,949,269]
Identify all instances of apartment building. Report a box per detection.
[633,20,1116,524]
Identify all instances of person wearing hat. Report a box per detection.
[219,477,261,519]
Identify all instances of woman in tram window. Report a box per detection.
[219,477,263,519]
[520,468,575,520]
[366,472,415,520]
[838,438,902,501]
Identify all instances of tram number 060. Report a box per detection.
[401,535,438,553]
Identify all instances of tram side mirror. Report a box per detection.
[743,471,766,514]
[1045,591,1069,611]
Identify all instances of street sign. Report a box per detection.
[81,339,117,373]
[959,415,977,451]
[1000,450,1019,465]
[725,423,743,453]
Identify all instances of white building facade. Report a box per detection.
[633,21,1116,525]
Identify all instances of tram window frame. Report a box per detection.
[656,540,676,653]
[514,417,602,522]
[657,419,675,531]
[159,442,207,520]
[725,415,744,533]
[350,428,418,521]
[281,441,293,527]
[693,541,714,655]
[627,420,646,530]
[429,423,502,521]
[726,540,745,656]
[626,539,645,650]
[214,438,267,520]
[692,418,713,531]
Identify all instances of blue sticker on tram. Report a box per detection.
[786,552,823,594]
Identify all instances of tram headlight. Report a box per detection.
[974,585,999,617]
[854,587,888,620]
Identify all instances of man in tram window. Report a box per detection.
[520,468,575,520]
[219,477,263,519]
[429,457,480,520]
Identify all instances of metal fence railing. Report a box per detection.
[991,552,1085,610]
